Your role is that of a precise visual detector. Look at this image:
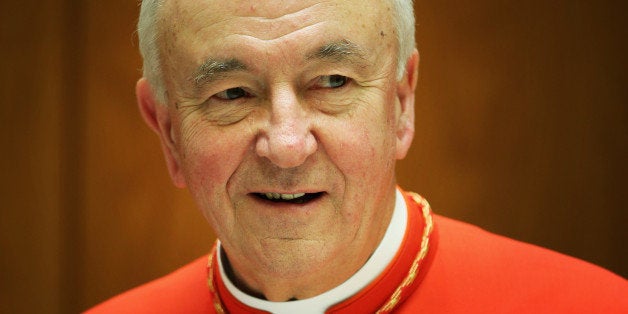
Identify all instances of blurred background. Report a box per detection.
[1,0,626,312]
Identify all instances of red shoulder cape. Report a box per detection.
[86,191,628,313]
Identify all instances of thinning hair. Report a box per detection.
[137,0,416,104]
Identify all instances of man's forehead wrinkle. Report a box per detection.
[234,20,326,46]
[221,1,332,42]
[232,16,324,42]
[231,1,329,20]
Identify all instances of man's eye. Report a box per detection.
[317,75,349,88]
[214,87,249,100]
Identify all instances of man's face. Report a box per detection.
[139,0,417,297]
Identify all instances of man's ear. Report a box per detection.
[395,49,419,160]
[136,78,187,188]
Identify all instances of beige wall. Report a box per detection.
[1,0,626,312]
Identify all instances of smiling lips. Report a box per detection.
[256,192,324,204]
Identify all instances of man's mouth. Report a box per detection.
[255,192,324,204]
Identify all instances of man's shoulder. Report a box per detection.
[85,256,213,314]
[432,214,623,281]
[400,214,627,312]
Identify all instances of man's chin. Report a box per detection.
[255,237,333,276]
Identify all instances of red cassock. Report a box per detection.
[86,190,628,313]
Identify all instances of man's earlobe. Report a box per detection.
[395,50,419,160]
[136,78,187,188]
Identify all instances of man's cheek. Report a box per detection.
[181,146,230,190]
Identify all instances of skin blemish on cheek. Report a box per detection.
[380,31,385,37]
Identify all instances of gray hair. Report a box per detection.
[137,0,166,103]
[137,0,416,104]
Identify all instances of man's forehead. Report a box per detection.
[160,0,391,30]
[158,0,397,87]
[158,0,394,54]
[163,0,379,13]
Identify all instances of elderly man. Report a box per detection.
[88,0,627,313]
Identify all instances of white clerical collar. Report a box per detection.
[217,188,408,314]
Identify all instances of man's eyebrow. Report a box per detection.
[306,39,368,63]
[191,58,247,87]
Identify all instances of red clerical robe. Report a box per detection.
[86,191,628,313]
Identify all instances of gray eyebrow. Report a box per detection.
[191,40,365,88]
[192,58,247,87]
[307,39,368,63]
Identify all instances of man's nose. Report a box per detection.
[255,87,317,169]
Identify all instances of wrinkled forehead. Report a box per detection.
[159,0,392,21]
[157,0,396,46]
[154,0,399,95]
